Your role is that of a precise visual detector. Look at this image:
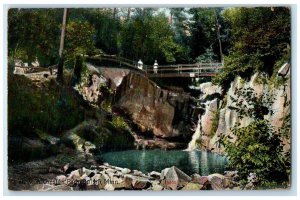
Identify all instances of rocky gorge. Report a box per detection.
[74,61,290,155]
[8,60,291,191]
[187,64,291,155]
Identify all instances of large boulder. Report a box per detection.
[161,166,192,190]
[150,181,164,191]
[115,73,194,138]
[123,174,151,190]
[208,173,230,190]
[132,178,151,189]
[148,171,161,179]
[190,82,223,101]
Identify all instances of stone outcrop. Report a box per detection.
[75,63,195,139]
[61,119,135,153]
[187,87,222,151]
[74,64,107,104]
[188,64,291,154]
[115,73,194,138]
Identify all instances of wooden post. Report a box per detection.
[57,8,68,84]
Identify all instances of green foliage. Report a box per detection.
[8,73,85,138]
[269,49,290,88]
[280,112,291,140]
[213,52,263,89]
[196,47,217,63]
[169,8,192,63]
[74,121,135,152]
[189,8,218,58]
[222,86,290,187]
[8,8,62,66]
[68,8,122,54]
[224,120,288,186]
[213,7,290,90]
[189,8,230,61]
[195,138,205,149]
[64,21,97,68]
[120,11,183,64]
[228,87,274,120]
[210,108,220,137]
[222,7,290,65]
[111,115,129,130]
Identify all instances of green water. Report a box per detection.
[101,149,228,176]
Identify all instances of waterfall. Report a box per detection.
[186,118,202,151]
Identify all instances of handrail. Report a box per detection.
[86,55,223,78]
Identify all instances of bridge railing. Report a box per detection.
[146,63,223,77]
[86,55,223,77]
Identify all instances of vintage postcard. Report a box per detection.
[7,6,291,191]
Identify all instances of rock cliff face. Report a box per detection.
[188,65,291,154]
[115,73,194,138]
[74,62,290,152]
[74,63,195,140]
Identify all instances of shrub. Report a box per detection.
[224,120,288,187]
[222,86,290,188]
[210,108,220,137]
[8,73,85,138]
[111,116,128,130]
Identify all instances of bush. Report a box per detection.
[213,52,263,90]
[224,120,288,186]
[8,73,85,138]
[222,86,290,188]
[111,115,128,130]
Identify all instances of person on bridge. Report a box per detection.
[153,60,158,74]
[137,59,143,70]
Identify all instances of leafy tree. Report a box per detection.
[195,47,217,63]
[213,7,291,89]
[8,8,62,66]
[120,10,183,64]
[169,8,192,63]
[64,20,97,68]
[222,87,290,188]
[189,8,229,62]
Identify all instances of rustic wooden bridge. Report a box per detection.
[86,55,223,78]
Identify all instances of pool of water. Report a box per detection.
[100,149,228,176]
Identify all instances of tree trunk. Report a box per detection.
[57,8,68,84]
[127,8,131,19]
[113,8,117,19]
[214,9,223,63]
